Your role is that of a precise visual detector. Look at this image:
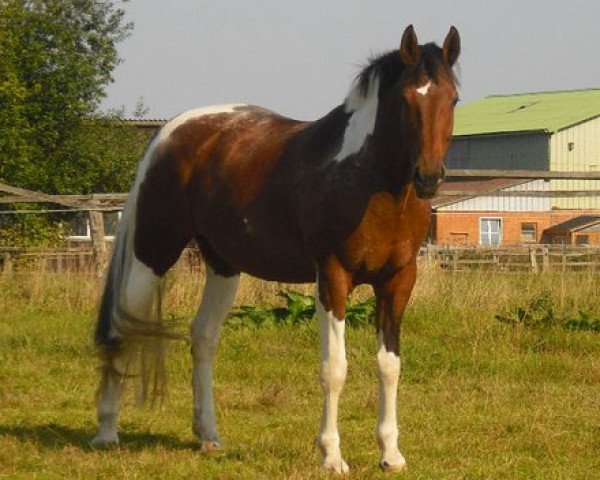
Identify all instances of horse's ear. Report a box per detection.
[399,24,420,66]
[443,26,461,67]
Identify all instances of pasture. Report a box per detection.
[0,267,598,479]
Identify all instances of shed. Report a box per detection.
[541,215,600,245]
[448,88,600,209]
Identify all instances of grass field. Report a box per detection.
[0,267,599,479]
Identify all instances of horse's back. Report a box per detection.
[134,104,316,281]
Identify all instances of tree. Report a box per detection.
[0,0,134,193]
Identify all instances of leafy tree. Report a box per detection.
[50,115,153,193]
[0,0,134,193]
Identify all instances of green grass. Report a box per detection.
[0,269,599,478]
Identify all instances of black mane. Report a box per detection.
[356,43,457,97]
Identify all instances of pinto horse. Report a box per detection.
[92,25,460,473]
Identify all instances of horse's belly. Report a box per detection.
[200,222,316,283]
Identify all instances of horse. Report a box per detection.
[91,24,460,474]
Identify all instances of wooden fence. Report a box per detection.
[0,246,203,275]
[4,243,600,275]
[3,170,600,275]
[423,245,600,272]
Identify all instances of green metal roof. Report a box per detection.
[453,88,600,137]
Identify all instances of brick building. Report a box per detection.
[433,89,600,246]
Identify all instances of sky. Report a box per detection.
[101,0,600,121]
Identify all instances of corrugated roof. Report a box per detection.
[453,88,600,137]
[432,178,530,208]
[121,119,167,127]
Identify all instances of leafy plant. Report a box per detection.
[564,311,600,333]
[496,291,599,333]
[495,291,557,329]
[346,297,376,328]
[228,291,376,329]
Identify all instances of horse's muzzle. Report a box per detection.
[413,166,445,199]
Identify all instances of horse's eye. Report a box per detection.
[453,97,460,107]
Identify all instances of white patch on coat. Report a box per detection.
[159,104,247,142]
[376,331,406,471]
[122,256,160,319]
[191,266,240,446]
[334,74,380,161]
[416,80,432,96]
[316,282,349,474]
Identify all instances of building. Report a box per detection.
[434,88,600,246]
[542,215,600,246]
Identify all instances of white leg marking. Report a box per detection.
[376,331,406,472]
[91,357,128,447]
[416,80,432,96]
[191,266,240,451]
[122,256,160,320]
[334,74,380,161]
[316,285,349,474]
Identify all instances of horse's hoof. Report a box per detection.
[200,440,222,453]
[379,458,407,473]
[90,434,119,449]
[323,456,350,475]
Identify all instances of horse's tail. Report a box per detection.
[94,137,180,404]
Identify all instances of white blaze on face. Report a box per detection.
[416,80,432,96]
[334,74,380,161]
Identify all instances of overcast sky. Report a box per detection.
[101,0,600,121]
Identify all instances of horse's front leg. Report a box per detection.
[316,259,352,475]
[374,263,417,472]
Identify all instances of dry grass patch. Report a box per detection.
[0,267,599,478]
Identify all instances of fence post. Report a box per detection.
[3,252,13,275]
[426,245,434,266]
[89,210,107,277]
[529,247,539,273]
[542,247,550,272]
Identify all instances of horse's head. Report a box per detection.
[397,25,460,199]
[361,26,460,199]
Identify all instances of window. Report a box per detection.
[103,211,122,237]
[576,235,589,246]
[520,222,537,243]
[480,218,502,245]
[70,216,90,238]
[552,236,570,245]
[568,142,575,152]
[68,211,122,240]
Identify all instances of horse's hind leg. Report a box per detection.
[92,355,127,446]
[191,263,240,451]
[92,258,162,447]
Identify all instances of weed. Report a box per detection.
[496,291,600,332]
[564,311,600,332]
[228,291,376,328]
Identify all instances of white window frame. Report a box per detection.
[479,217,503,246]
[520,222,537,243]
[68,211,122,241]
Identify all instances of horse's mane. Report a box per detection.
[354,43,458,99]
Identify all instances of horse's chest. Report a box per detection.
[342,192,430,274]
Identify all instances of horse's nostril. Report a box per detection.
[415,170,442,188]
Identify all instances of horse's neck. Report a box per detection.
[297,102,414,196]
